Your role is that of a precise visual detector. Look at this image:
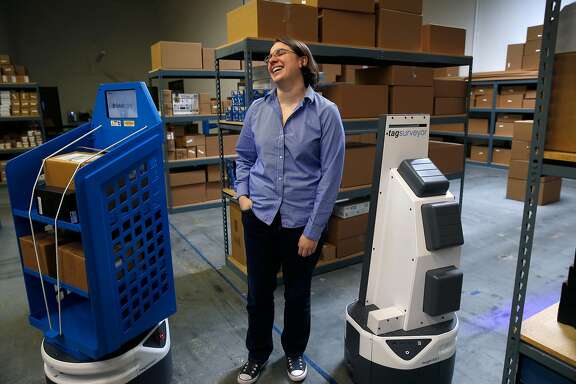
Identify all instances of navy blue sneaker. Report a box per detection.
[286,355,307,382]
[237,360,266,384]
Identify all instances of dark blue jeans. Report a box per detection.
[242,210,322,364]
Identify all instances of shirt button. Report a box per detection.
[279,156,283,159]
[278,177,282,180]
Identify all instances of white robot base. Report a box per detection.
[345,302,457,384]
[42,319,172,384]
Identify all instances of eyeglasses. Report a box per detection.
[264,48,297,64]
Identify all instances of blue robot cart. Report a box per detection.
[7,82,176,360]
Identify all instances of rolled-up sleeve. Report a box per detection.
[303,104,345,241]
[234,107,257,197]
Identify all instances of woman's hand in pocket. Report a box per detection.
[239,195,253,212]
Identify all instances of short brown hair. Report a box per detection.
[275,37,319,88]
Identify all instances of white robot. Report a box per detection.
[345,115,464,383]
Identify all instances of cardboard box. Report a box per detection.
[377,9,422,51]
[497,94,523,109]
[321,243,337,262]
[19,233,58,277]
[468,118,489,135]
[175,148,187,160]
[205,136,219,157]
[220,60,242,70]
[229,203,246,265]
[524,39,542,56]
[326,213,369,243]
[356,66,432,86]
[346,132,377,144]
[171,183,206,206]
[151,41,202,70]
[205,182,221,201]
[303,0,374,13]
[508,160,529,180]
[336,64,362,83]
[506,43,525,71]
[470,145,489,162]
[430,123,464,133]
[433,79,466,98]
[389,86,434,114]
[495,122,514,137]
[522,99,536,109]
[333,199,370,219]
[500,85,526,95]
[526,25,543,41]
[186,147,198,159]
[421,24,466,55]
[175,134,205,148]
[320,84,388,118]
[319,64,341,83]
[506,177,561,205]
[169,170,205,187]
[223,134,239,155]
[497,114,523,123]
[336,235,366,258]
[428,141,464,175]
[202,48,215,71]
[15,65,28,75]
[341,144,376,188]
[474,95,492,109]
[379,0,422,14]
[433,67,460,78]
[492,148,511,165]
[319,9,375,47]
[511,140,531,161]
[546,52,576,152]
[207,164,220,182]
[196,145,207,158]
[0,55,9,64]
[522,53,540,70]
[525,89,537,99]
[434,97,465,115]
[45,152,103,191]
[472,86,493,96]
[227,0,318,43]
[58,242,88,292]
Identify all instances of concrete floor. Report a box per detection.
[1,165,575,384]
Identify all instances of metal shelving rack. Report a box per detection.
[431,78,537,169]
[0,83,46,158]
[147,69,244,213]
[215,38,472,280]
[502,0,576,382]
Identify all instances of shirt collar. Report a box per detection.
[264,86,316,105]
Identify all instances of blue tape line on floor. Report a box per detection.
[170,223,338,384]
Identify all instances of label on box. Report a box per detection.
[123,120,135,127]
[111,120,121,127]
[333,200,370,219]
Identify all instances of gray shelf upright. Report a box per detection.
[147,69,244,213]
[501,0,575,383]
[215,38,473,280]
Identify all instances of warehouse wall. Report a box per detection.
[0,2,14,56]
[6,0,241,124]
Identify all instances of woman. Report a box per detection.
[235,37,345,383]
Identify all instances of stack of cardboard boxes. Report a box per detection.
[507,120,561,204]
[433,78,467,115]
[428,141,464,176]
[169,165,223,207]
[471,85,493,109]
[0,55,30,84]
[0,90,40,117]
[151,41,241,72]
[166,128,238,161]
[19,233,88,292]
[0,160,7,184]
[545,51,576,154]
[318,0,375,47]
[0,129,43,150]
[497,85,535,110]
[225,0,466,56]
[505,25,543,71]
